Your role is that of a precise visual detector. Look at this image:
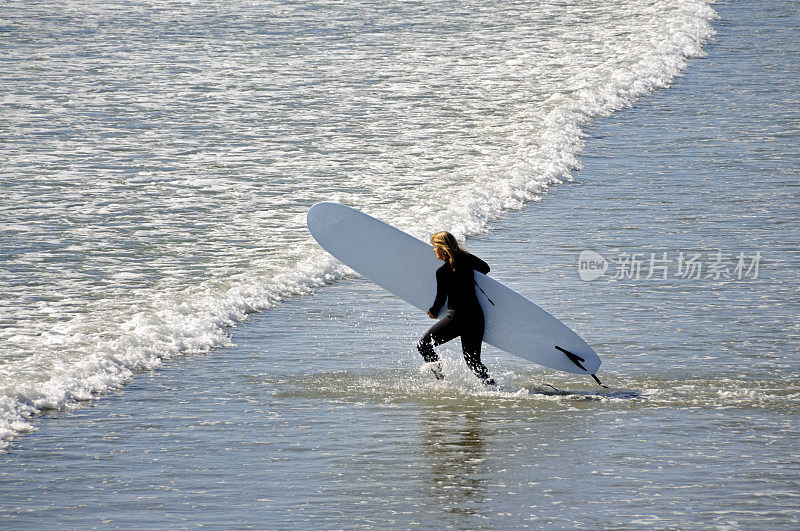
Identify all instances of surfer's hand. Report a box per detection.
[427,310,436,319]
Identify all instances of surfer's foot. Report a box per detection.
[430,362,444,380]
[481,377,496,386]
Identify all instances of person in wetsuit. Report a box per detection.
[417,231,495,385]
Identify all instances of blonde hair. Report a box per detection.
[430,231,467,270]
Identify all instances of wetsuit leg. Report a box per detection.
[461,313,491,382]
[417,315,460,363]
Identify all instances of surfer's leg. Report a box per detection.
[417,316,459,363]
[461,314,493,384]
[462,339,491,383]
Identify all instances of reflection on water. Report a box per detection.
[420,410,488,518]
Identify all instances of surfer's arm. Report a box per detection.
[428,268,447,317]
[472,255,490,275]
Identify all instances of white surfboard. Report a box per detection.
[307,202,602,377]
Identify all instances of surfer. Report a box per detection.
[417,231,495,385]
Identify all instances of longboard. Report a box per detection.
[307,202,602,378]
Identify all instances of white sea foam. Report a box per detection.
[0,0,716,449]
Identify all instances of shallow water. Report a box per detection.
[2,274,797,527]
[2,0,799,528]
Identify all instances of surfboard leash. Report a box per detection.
[474,281,495,306]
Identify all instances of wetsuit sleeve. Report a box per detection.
[472,255,490,275]
[428,267,447,316]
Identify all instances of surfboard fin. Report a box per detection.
[554,345,586,371]
[591,374,608,388]
[554,345,608,388]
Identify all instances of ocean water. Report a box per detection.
[0,0,716,450]
[1,0,799,528]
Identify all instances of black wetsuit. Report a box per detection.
[417,253,491,381]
